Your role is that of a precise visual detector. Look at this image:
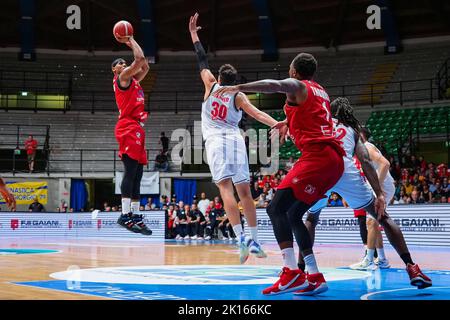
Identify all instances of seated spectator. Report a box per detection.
[145,198,153,211]
[213,196,223,210]
[175,205,189,240]
[155,150,169,172]
[190,203,206,239]
[111,206,118,212]
[285,156,295,171]
[139,205,145,211]
[403,180,413,196]
[251,181,262,200]
[166,204,177,239]
[205,202,223,240]
[440,196,448,204]
[329,193,343,207]
[197,192,210,215]
[29,197,45,212]
[408,190,424,204]
[421,185,433,203]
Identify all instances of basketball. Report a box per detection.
[113,20,134,42]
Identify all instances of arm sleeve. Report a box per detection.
[193,41,209,71]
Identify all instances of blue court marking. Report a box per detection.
[14,267,450,300]
[0,249,59,255]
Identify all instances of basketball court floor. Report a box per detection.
[1,238,449,300]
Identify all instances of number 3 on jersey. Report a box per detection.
[211,101,228,121]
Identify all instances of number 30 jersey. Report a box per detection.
[201,83,242,140]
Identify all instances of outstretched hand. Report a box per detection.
[189,12,202,33]
[270,120,289,145]
[374,195,386,221]
[213,86,240,97]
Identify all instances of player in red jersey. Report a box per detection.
[0,177,16,211]
[215,53,360,294]
[111,36,152,235]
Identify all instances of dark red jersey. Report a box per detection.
[113,75,148,123]
[284,80,343,155]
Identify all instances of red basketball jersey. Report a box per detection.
[284,80,343,154]
[113,75,147,122]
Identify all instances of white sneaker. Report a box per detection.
[228,237,234,242]
[197,237,203,240]
[375,258,391,269]
[239,234,251,264]
[184,235,190,240]
[175,235,182,240]
[191,235,198,240]
[248,239,267,258]
[222,237,229,241]
[204,236,211,240]
[350,257,378,271]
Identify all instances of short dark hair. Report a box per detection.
[360,127,372,140]
[111,58,125,68]
[218,64,237,85]
[291,53,317,80]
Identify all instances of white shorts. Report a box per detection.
[309,167,374,214]
[205,134,250,185]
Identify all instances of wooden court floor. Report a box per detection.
[1,238,449,300]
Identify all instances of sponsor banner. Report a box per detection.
[0,181,48,205]
[115,172,159,195]
[254,205,450,247]
[0,211,165,239]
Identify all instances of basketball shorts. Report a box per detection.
[278,143,344,205]
[309,164,374,214]
[205,133,249,185]
[115,119,148,165]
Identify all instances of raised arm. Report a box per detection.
[235,93,278,127]
[119,37,149,85]
[215,78,307,105]
[189,13,216,99]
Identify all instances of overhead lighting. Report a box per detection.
[21,91,28,96]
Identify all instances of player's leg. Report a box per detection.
[262,188,310,295]
[117,154,141,233]
[374,226,390,268]
[297,198,327,271]
[216,178,250,262]
[130,163,152,235]
[365,202,432,288]
[235,182,267,258]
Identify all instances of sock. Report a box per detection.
[248,226,258,242]
[366,249,375,262]
[131,202,140,213]
[304,254,319,274]
[121,198,131,215]
[298,262,306,272]
[377,247,386,260]
[400,253,414,266]
[232,224,243,242]
[281,248,298,270]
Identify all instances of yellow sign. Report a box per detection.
[0,181,48,205]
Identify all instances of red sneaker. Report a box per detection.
[406,263,432,289]
[262,267,308,295]
[294,272,328,296]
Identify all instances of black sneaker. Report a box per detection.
[117,213,142,233]
[131,214,153,236]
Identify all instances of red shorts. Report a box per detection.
[115,118,148,165]
[277,143,344,205]
[354,209,366,217]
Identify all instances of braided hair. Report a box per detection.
[330,97,362,136]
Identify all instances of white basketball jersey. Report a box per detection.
[201,83,242,140]
[365,141,395,188]
[333,119,358,174]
